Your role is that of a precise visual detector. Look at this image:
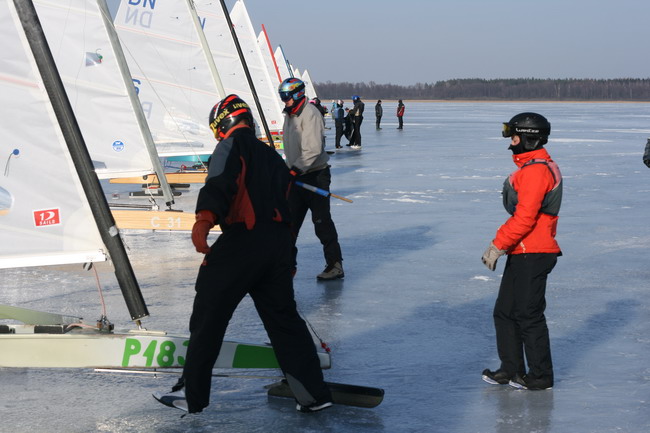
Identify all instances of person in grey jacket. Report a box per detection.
[278,78,344,280]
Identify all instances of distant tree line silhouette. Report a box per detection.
[315,78,650,101]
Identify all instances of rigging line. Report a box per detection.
[91,263,108,318]
[296,306,331,354]
[97,5,210,167]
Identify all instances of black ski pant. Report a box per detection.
[182,223,330,413]
[493,253,557,380]
[334,121,344,147]
[289,167,342,269]
[397,116,403,129]
[376,115,382,129]
[351,116,363,145]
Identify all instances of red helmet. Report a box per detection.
[208,94,254,140]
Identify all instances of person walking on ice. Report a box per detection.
[153,95,332,414]
[278,78,345,280]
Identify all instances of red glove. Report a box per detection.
[289,166,303,177]
[191,210,216,254]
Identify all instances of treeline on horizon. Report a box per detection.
[314,78,650,101]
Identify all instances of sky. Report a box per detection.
[237,0,650,85]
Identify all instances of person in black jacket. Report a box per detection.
[375,100,383,130]
[333,99,345,149]
[349,95,364,148]
[153,95,332,414]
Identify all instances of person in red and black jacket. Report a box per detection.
[154,95,332,414]
[481,112,562,391]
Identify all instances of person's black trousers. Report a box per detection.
[288,167,342,268]
[334,121,344,147]
[182,223,330,413]
[351,116,363,145]
[493,253,557,380]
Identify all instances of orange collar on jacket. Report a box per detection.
[511,148,552,167]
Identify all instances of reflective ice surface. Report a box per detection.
[1,102,649,432]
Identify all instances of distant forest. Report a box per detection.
[315,78,650,101]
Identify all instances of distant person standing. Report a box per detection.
[278,77,344,280]
[481,112,561,391]
[349,95,364,148]
[333,100,345,149]
[396,100,405,129]
[343,107,354,144]
[310,97,328,117]
[643,138,650,167]
[375,100,383,129]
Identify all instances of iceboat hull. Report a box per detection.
[0,327,331,369]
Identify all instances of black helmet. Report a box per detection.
[502,112,551,151]
[209,94,254,140]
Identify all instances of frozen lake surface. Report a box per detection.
[1,102,649,432]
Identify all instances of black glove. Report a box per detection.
[289,166,303,177]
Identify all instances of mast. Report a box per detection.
[219,0,274,147]
[12,0,149,322]
[279,45,294,78]
[261,24,282,83]
[97,0,175,208]
[187,0,226,99]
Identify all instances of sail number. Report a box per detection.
[150,216,183,229]
[122,337,188,367]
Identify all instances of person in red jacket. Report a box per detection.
[481,112,562,391]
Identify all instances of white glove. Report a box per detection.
[482,242,507,271]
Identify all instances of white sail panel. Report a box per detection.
[113,0,217,158]
[193,1,266,139]
[33,0,156,179]
[302,69,318,100]
[274,46,292,81]
[257,30,281,85]
[229,0,284,132]
[0,1,106,268]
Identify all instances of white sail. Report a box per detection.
[257,29,281,85]
[193,1,266,139]
[274,46,292,81]
[229,0,284,132]
[302,69,318,100]
[112,0,219,158]
[0,0,106,268]
[32,0,172,189]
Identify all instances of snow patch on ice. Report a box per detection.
[471,275,492,281]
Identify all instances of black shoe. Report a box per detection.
[335,145,342,149]
[481,369,513,385]
[296,399,333,413]
[509,374,553,390]
[152,389,189,412]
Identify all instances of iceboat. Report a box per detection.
[0,0,330,371]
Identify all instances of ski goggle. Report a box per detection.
[279,91,294,102]
[502,123,514,138]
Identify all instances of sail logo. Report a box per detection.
[124,0,156,29]
[33,208,60,227]
[112,140,125,152]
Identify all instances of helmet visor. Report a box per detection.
[279,91,293,102]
